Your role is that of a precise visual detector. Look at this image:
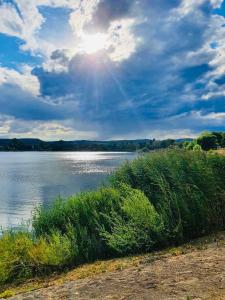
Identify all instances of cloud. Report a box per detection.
[0,114,98,140]
[0,0,225,139]
[176,0,223,16]
[31,0,225,138]
[0,66,40,96]
[0,63,102,138]
[0,0,141,61]
[69,0,99,36]
[0,65,77,121]
[85,0,132,32]
[0,0,77,56]
[0,2,23,37]
[0,1,45,54]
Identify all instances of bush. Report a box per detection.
[193,144,202,152]
[184,141,196,150]
[111,150,225,243]
[33,185,164,262]
[101,185,165,254]
[33,187,124,263]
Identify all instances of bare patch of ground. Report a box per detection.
[2,232,225,300]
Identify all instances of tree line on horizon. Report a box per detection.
[0,131,224,152]
[0,138,176,152]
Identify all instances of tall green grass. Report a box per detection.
[1,149,225,286]
[111,150,225,242]
[0,230,74,285]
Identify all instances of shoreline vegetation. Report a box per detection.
[1,131,225,291]
[0,131,224,152]
[0,138,181,152]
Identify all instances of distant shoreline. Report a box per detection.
[0,150,136,152]
[0,137,190,152]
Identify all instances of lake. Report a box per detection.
[0,152,136,229]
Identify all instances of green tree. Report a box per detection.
[220,133,225,148]
[212,132,223,146]
[196,132,218,151]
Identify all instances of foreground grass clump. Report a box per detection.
[1,149,225,287]
[0,230,74,285]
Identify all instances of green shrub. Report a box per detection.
[33,187,124,263]
[184,141,196,150]
[193,144,202,152]
[101,185,165,254]
[111,150,225,243]
[33,185,163,262]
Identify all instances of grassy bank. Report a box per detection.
[1,149,225,288]
[2,232,225,299]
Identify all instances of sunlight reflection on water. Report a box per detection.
[0,152,136,229]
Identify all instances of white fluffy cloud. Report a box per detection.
[0,2,23,37]
[175,0,223,16]
[0,0,77,56]
[69,0,99,36]
[0,65,40,96]
[107,18,140,62]
[0,0,140,62]
[0,1,45,54]
[0,115,98,140]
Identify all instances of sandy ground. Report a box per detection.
[3,233,225,300]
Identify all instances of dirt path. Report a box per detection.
[5,233,225,300]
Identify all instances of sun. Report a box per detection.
[80,33,107,54]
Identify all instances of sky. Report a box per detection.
[0,0,225,140]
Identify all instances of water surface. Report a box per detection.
[0,152,135,229]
